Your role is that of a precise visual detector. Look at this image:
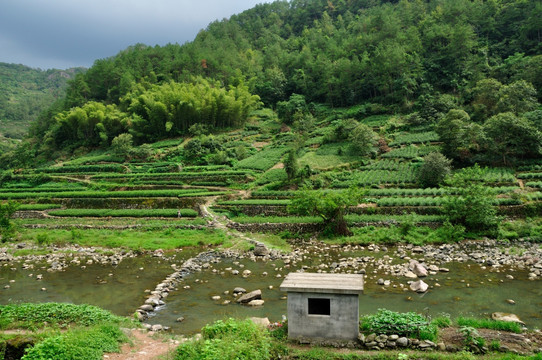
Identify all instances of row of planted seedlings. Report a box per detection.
[1,174,233,220]
[215,181,541,228]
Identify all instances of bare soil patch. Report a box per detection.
[104,329,179,360]
[438,327,542,354]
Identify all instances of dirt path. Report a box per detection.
[104,329,180,360]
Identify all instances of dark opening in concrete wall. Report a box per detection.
[308,298,330,315]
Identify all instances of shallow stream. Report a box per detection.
[1,246,541,334]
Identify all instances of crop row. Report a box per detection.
[90,170,254,180]
[62,154,125,165]
[527,182,542,188]
[0,187,88,193]
[219,195,524,208]
[519,165,542,172]
[517,172,542,179]
[251,186,522,200]
[234,146,288,171]
[217,199,291,206]
[49,209,198,218]
[330,169,419,187]
[382,145,441,159]
[373,197,522,207]
[37,164,126,174]
[230,214,444,224]
[0,189,222,200]
[389,131,439,146]
[362,159,413,171]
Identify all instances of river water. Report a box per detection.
[1,246,541,334]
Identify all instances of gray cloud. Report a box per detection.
[0,0,273,69]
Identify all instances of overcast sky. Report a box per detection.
[0,0,274,70]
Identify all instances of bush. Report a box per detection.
[175,318,276,360]
[0,200,19,241]
[418,152,452,188]
[22,323,126,360]
[442,166,498,233]
[360,309,437,341]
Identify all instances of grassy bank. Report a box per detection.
[0,303,133,360]
[17,227,229,250]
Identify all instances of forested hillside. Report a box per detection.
[1,0,541,168]
[0,63,84,148]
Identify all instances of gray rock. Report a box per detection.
[139,304,154,311]
[151,324,163,332]
[176,317,185,322]
[386,340,397,348]
[410,279,429,293]
[236,289,262,303]
[233,287,246,294]
[397,337,409,347]
[491,312,525,325]
[249,317,270,327]
[411,262,428,277]
[253,242,269,256]
[247,299,265,306]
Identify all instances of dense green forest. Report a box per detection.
[0,63,84,146]
[1,0,541,168]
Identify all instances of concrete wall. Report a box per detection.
[287,292,359,341]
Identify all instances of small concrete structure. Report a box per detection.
[280,272,364,341]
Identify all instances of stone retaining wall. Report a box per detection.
[13,211,48,219]
[227,221,440,233]
[36,197,204,210]
[228,222,323,233]
[22,224,205,230]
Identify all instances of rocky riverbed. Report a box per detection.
[2,238,542,333]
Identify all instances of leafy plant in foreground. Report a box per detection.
[360,309,437,341]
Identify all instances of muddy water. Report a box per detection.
[0,250,198,316]
[148,252,542,334]
[1,247,542,335]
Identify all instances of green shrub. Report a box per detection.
[175,318,275,360]
[22,323,126,360]
[360,309,437,341]
[431,315,452,328]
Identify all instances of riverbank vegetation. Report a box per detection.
[0,303,132,359]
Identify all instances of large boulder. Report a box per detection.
[491,312,525,326]
[236,289,262,303]
[249,317,270,327]
[409,260,428,277]
[253,242,269,256]
[410,280,429,293]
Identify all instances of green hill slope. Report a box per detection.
[0,62,85,142]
